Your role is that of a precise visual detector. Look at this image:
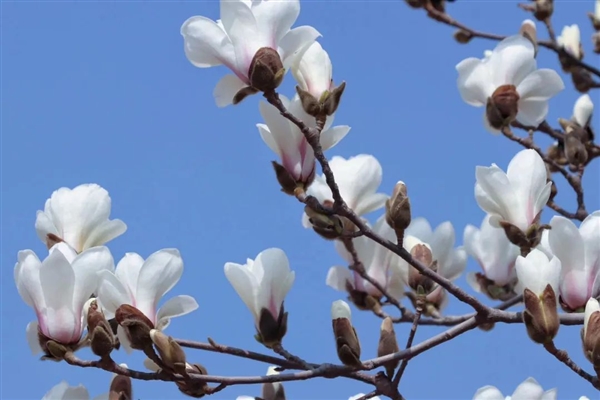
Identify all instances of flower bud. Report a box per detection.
[256,305,288,348]
[262,366,286,400]
[593,32,600,54]
[345,279,383,313]
[45,340,69,360]
[408,244,436,294]
[589,11,600,31]
[249,47,285,93]
[453,29,473,44]
[322,82,346,116]
[271,161,313,196]
[377,317,399,378]
[523,285,559,344]
[486,85,520,130]
[150,329,187,375]
[520,19,538,57]
[546,142,568,172]
[304,205,344,240]
[331,300,361,367]
[498,220,531,251]
[108,375,132,400]
[533,0,553,21]
[176,363,210,398]
[571,67,595,93]
[583,298,600,367]
[564,131,588,166]
[385,181,411,241]
[87,300,115,357]
[115,304,154,351]
[296,86,321,117]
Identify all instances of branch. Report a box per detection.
[543,341,600,390]
[392,297,423,387]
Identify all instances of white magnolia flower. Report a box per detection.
[557,25,582,59]
[585,297,600,339]
[349,395,381,400]
[464,215,520,293]
[547,212,600,311]
[456,35,564,131]
[35,184,127,253]
[515,249,561,297]
[473,377,557,400]
[224,248,295,327]
[302,155,388,227]
[475,149,552,232]
[573,94,594,127]
[181,0,320,107]
[15,243,113,354]
[258,94,349,184]
[292,41,333,100]
[401,218,467,309]
[327,216,405,300]
[97,249,198,351]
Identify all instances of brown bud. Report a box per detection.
[593,32,600,54]
[532,0,553,21]
[385,181,411,240]
[115,304,154,350]
[295,86,321,116]
[150,330,187,375]
[108,375,132,400]
[332,300,361,367]
[233,86,260,105]
[589,12,600,31]
[322,81,346,116]
[176,363,210,398]
[583,311,600,366]
[271,161,313,196]
[87,300,115,357]
[546,142,568,172]
[498,220,529,249]
[248,47,285,93]
[522,285,559,344]
[571,67,595,93]
[408,244,436,294]
[486,85,520,130]
[404,0,423,8]
[255,305,288,348]
[377,317,399,378]
[46,340,69,360]
[304,205,344,240]
[564,131,589,166]
[453,29,473,44]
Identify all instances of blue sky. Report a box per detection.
[2,1,599,399]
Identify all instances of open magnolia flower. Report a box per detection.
[181,0,320,107]
[456,34,564,132]
[15,243,114,355]
[258,94,350,192]
[557,24,583,60]
[35,184,127,253]
[473,377,557,400]
[475,149,552,233]
[464,215,520,300]
[327,216,405,306]
[515,249,561,297]
[401,218,467,311]
[302,154,388,227]
[97,249,198,351]
[547,212,600,312]
[224,248,295,346]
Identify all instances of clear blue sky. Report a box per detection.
[2,1,599,399]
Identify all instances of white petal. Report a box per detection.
[35,210,60,248]
[156,295,199,330]
[71,246,114,304]
[14,250,44,309]
[516,99,549,127]
[579,211,600,274]
[354,193,389,216]
[331,299,351,320]
[429,222,455,269]
[474,185,504,221]
[320,125,351,151]
[476,165,522,229]
[443,248,468,281]
[115,252,145,299]
[214,74,249,108]
[326,266,354,292]
[26,321,43,355]
[221,0,263,75]
[540,389,557,400]
[224,262,260,321]
[43,381,90,400]
[466,272,483,293]
[405,217,433,243]
[256,248,294,316]
[456,57,493,106]
[488,35,536,87]
[180,16,235,68]
[144,358,161,372]
[584,297,600,337]
[96,270,131,319]
[517,69,564,101]
[472,386,505,400]
[82,220,127,251]
[117,325,133,354]
[292,41,333,97]
[510,377,544,400]
[506,149,549,226]
[549,216,585,274]
[573,94,594,127]
[279,26,321,68]
[250,0,300,45]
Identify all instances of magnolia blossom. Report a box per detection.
[456,35,564,131]
[401,218,467,309]
[557,25,582,59]
[97,249,198,351]
[15,243,113,353]
[327,216,405,300]
[464,215,520,294]
[292,41,333,100]
[547,212,600,311]
[475,149,552,232]
[573,94,594,127]
[224,248,295,327]
[258,94,349,184]
[35,184,127,253]
[181,0,320,107]
[515,249,561,297]
[473,377,557,400]
[302,155,387,227]
[349,395,381,400]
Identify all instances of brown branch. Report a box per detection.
[543,341,600,390]
[272,343,313,371]
[392,297,423,388]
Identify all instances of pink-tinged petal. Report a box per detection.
[476,165,523,229]
[14,250,44,309]
[326,266,354,292]
[83,220,127,251]
[320,126,350,151]
[516,69,564,101]
[506,149,549,226]
[516,99,549,127]
[488,35,537,87]
[573,94,594,127]
[136,249,184,323]
[214,74,249,108]
[180,16,235,68]
[26,321,43,355]
[117,325,133,354]
[472,385,505,400]
[115,252,145,300]
[579,211,600,274]
[279,26,321,69]
[221,0,263,76]
[96,270,132,320]
[549,216,585,275]
[456,58,493,106]
[156,295,199,330]
[561,269,591,309]
[256,248,294,318]
[510,377,544,400]
[224,261,260,321]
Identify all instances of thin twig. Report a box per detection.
[392,297,423,387]
[543,342,600,390]
[272,343,313,371]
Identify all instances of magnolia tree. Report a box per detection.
[13,0,600,399]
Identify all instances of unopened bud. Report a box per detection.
[87,300,115,357]
[546,142,568,172]
[46,340,69,360]
[256,305,288,348]
[176,363,210,398]
[571,67,595,93]
[115,304,154,351]
[564,131,589,166]
[377,317,399,378]
[385,181,411,241]
[520,19,538,57]
[589,11,600,31]
[271,161,313,196]
[150,330,187,375]
[108,375,132,400]
[454,29,473,44]
[262,366,286,400]
[304,205,344,240]
[322,81,346,116]
[523,285,559,344]
[408,243,436,294]
[249,47,285,93]
[404,0,423,8]
[486,85,520,130]
[533,0,554,21]
[331,300,361,367]
[583,298,600,367]
[296,86,321,116]
[593,32,600,54]
[499,220,529,250]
